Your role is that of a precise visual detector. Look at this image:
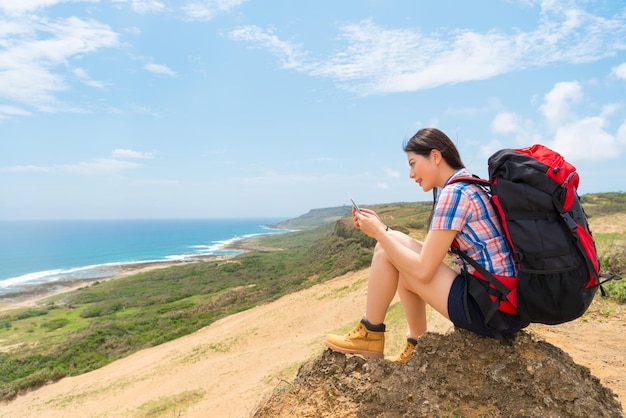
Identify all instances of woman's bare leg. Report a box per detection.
[364,242,400,325]
[324,230,456,359]
[397,279,427,338]
[366,230,457,328]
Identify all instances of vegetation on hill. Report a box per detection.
[0,193,624,401]
[271,201,434,232]
[582,193,626,302]
[0,218,374,400]
[268,206,353,230]
[581,192,626,216]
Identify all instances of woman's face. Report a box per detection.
[407,150,436,192]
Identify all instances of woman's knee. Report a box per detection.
[373,241,388,258]
[374,231,421,253]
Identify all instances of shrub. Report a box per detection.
[80,306,104,318]
[601,243,626,273]
[602,281,626,304]
[15,308,48,320]
[41,318,70,332]
[599,241,626,304]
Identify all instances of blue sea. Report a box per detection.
[0,219,289,296]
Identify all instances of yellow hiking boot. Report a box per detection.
[324,319,385,359]
[385,338,417,363]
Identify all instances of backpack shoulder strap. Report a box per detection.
[447,175,491,192]
[450,245,511,297]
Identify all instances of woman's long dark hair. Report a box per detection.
[403,128,465,229]
[403,127,464,170]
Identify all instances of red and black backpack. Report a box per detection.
[449,144,620,337]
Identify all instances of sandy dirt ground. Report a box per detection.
[0,265,624,418]
[0,269,447,418]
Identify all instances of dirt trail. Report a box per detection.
[0,268,623,417]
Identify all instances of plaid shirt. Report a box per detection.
[430,169,516,277]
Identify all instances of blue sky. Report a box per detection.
[1,0,625,220]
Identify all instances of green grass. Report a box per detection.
[135,389,205,417]
[0,193,624,400]
[0,218,376,400]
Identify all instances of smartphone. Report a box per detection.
[350,198,361,214]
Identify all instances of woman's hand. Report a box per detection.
[352,207,386,239]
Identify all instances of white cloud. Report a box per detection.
[1,156,146,175]
[550,116,619,160]
[493,81,625,161]
[62,158,141,174]
[613,63,626,80]
[0,105,32,119]
[479,140,507,160]
[228,25,307,71]
[73,68,105,88]
[130,0,165,13]
[144,63,177,77]
[540,84,623,160]
[130,179,179,186]
[229,4,626,95]
[540,81,582,128]
[489,111,541,149]
[125,26,142,35]
[0,165,51,173]
[0,0,90,15]
[181,0,247,21]
[110,0,165,13]
[316,20,515,93]
[112,149,157,159]
[491,112,522,135]
[127,103,156,115]
[618,120,626,145]
[383,168,400,178]
[0,15,119,112]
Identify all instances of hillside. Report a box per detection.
[0,193,625,417]
[1,269,624,417]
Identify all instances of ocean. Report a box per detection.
[0,218,288,295]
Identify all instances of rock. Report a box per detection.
[253,329,623,417]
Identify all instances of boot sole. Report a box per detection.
[323,340,384,359]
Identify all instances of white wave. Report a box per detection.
[163,254,190,261]
[0,265,111,290]
[0,260,160,290]
[187,238,242,254]
[0,269,67,288]
[1,227,291,292]
[189,244,224,253]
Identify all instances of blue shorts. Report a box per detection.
[447,274,527,338]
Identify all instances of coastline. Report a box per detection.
[0,218,289,313]
[0,234,271,312]
[0,252,245,313]
[0,232,282,313]
[0,260,189,312]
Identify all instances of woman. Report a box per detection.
[324,127,528,362]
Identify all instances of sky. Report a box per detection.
[1,0,625,220]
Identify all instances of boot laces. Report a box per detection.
[347,323,364,338]
[399,341,415,360]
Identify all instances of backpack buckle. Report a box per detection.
[560,212,578,233]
